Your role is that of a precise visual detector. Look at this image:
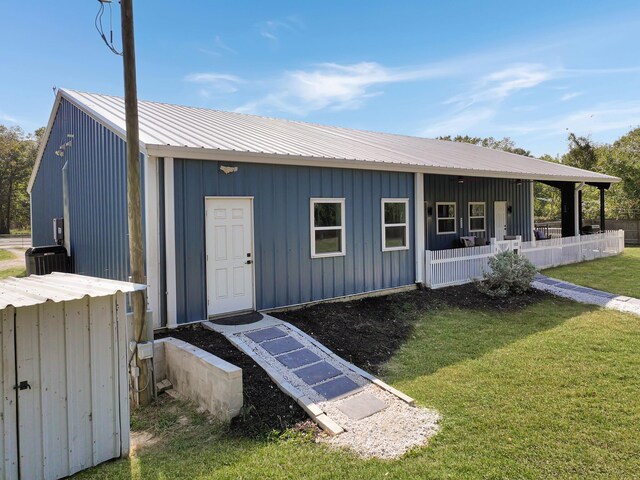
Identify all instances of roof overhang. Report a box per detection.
[147,144,621,184]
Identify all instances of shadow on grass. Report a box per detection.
[382,296,597,383]
[274,285,597,383]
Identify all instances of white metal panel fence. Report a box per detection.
[425,230,625,289]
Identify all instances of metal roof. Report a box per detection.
[32,88,619,187]
[0,272,146,310]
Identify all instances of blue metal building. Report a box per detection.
[28,89,618,327]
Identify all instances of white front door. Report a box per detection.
[205,197,254,316]
[494,201,507,241]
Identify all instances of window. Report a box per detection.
[382,199,409,251]
[310,198,345,257]
[436,202,456,234]
[468,202,486,232]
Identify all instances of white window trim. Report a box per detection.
[468,201,486,233]
[310,198,346,258]
[381,198,410,252]
[436,202,457,235]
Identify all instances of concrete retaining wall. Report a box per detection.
[154,337,243,422]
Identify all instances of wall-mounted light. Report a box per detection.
[507,205,513,214]
[220,165,238,174]
[427,206,433,216]
[516,179,523,186]
[457,176,465,184]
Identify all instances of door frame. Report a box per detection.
[494,200,507,240]
[203,196,256,317]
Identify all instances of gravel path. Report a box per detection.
[225,321,441,459]
[533,275,640,317]
[318,384,440,459]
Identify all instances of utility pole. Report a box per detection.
[121,0,151,406]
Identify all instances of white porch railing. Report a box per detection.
[424,230,625,289]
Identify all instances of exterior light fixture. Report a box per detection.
[516,179,523,186]
[220,165,238,174]
[507,205,513,214]
[457,176,465,184]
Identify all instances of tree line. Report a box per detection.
[0,126,43,234]
[438,129,640,222]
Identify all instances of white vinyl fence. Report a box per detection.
[425,230,624,289]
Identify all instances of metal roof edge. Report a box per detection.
[148,144,621,184]
[27,90,63,194]
[28,88,148,194]
[0,272,146,310]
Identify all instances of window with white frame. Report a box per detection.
[310,198,345,257]
[468,202,486,232]
[382,199,409,251]
[436,202,456,234]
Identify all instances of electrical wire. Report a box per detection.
[95,0,122,56]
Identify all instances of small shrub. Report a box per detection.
[477,250,536,298]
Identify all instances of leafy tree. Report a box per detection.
[0,125,41,233]
[437,135,531,156]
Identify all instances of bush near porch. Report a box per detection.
[542,246,640,299]
[76,286,640,480]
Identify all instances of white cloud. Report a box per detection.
[0,112,20,124]
[257,16,304,43]
[236,61,455,115]
[198,36,237,57]
[504,102,640,135]
[560,91,583,101]
[184,72,244,95]
[445,63,556,109]
[420,108,496,137]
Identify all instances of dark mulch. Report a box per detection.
[273,283,549,375]
[156,283,548,436]
[156,325,312,438]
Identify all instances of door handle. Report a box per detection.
[14,380,31,391]
[246,260,253,265]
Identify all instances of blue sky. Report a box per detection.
[1,0,639,156]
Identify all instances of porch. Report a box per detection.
[424,230,625,289]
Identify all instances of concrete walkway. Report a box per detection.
[534,274,640,316]
[204,314,440,458]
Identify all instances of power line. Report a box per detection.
[95,0,122,56]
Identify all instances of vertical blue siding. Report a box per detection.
[173,160,415,323]
[31,98,141,282]
[424,175,532,250]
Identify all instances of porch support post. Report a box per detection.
[574,182,585,236]
[414,172,425,285]
[578,189,583,234]
[599,186,606,232]
[164,157,178,328]
[529,180,535,244]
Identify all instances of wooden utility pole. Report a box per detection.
[121,0,151,406]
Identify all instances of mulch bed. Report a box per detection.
[156,283,548,437]
[274,283,549,375]
[156,325,312,438]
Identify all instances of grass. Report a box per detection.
[0,249,26,278]
[543,246,640,298]
[76,296,640,479]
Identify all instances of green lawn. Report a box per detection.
[543,246,640,298]
[0,249,14,261]
[77,297,640,479]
